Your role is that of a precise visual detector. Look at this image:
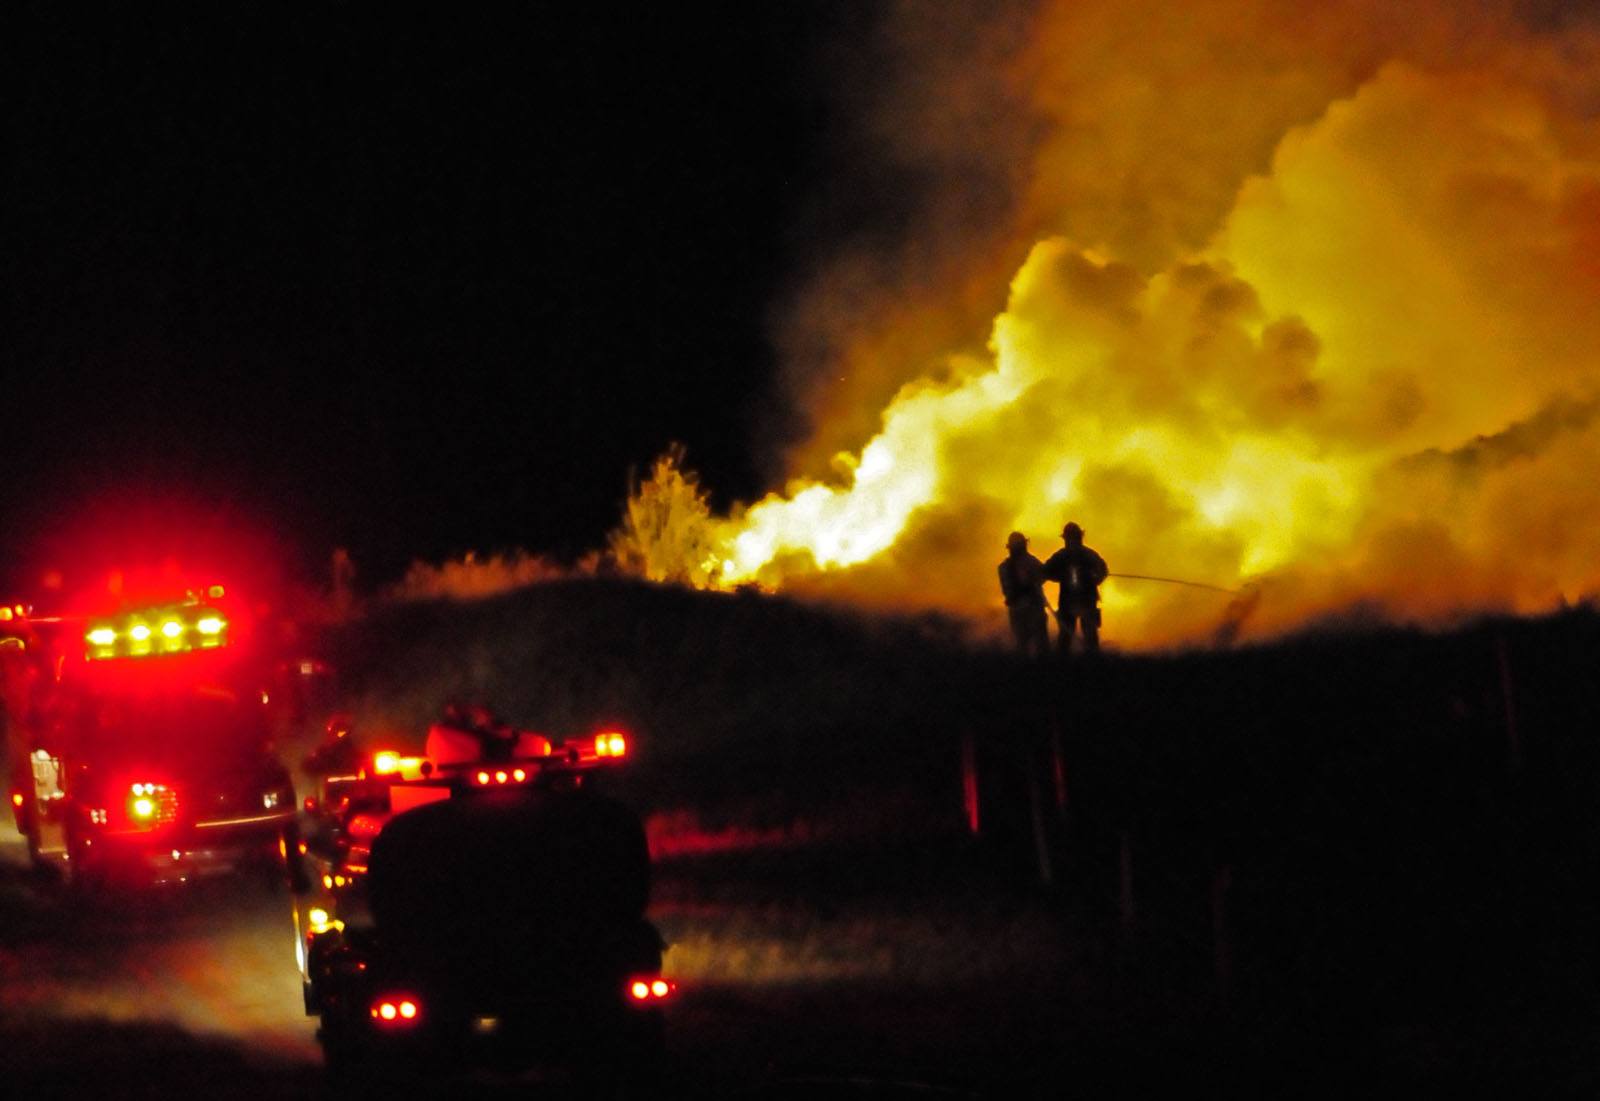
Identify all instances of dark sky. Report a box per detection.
[5,6,877,591]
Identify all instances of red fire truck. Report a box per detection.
[2,583,297,888]
[292,714,671,1081]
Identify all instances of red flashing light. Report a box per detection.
[595,731,628,758]
[371,996,422,1027]
[475,770,491,786]
[494,770,508,784]
[372,751,402,776]
[10,792,23,808]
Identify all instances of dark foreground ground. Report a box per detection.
[0,830,1126,1099]
[3,582,1598,1095]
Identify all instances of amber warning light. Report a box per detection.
[84,603,229,660]
[125,782,177,827]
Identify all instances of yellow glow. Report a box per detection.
[160,620,183,639]
[86,627,117,647]
[372,751,402,775]
[607,34,1600,649]
[131,797,155,819]
[195,617,225,636]
[128,624,152,642]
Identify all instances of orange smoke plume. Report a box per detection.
[627,2,1600,648]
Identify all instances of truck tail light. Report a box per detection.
[126,783,178,828]
[371,995,422,1027]
[626,976,674,1004]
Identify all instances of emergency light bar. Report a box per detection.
[84,603,229,660]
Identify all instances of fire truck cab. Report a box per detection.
[293,714,670,1082]
[2,587,297,888]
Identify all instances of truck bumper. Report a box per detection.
[89,810,296,885]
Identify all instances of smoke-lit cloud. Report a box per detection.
[657,0,1600,647]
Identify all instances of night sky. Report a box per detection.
[6,6,879,591]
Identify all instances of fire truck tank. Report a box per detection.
[366,788,652,994]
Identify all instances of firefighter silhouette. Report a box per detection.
[997,531,1050,657]
[440,700,518,761]
[1042,522,1108,654]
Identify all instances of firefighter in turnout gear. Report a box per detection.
[1043,522,1108,655]
[997,531,1050,657]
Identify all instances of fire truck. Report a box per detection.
[292,712,672,1081]
[2,584,298,888]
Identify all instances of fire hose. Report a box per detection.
[1042,573,1240,614]
[1108,572,1241,595]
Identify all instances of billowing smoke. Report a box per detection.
[637,1,1600,647]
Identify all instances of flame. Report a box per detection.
[625,3,1600,648]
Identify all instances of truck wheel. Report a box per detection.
[64,821,105,894]
[590,1012,664,1096]
[318,1022,368,1083]
[21,804,45,868]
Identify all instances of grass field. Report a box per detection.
[306,579,1600,1092]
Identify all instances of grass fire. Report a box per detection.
[613,2,1600,650]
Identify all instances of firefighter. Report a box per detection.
[997,531,1050,657]
[440,700,518,761]
[303,713,363,776]
[1042,522,1109,655]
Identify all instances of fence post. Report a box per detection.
[1027,764,1055,887]
[1049,715,1069,818]
[961,731,981,836]
[1211,863,1234,1010]
[1118,831,1136,933]
[1495,634,1521,775]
